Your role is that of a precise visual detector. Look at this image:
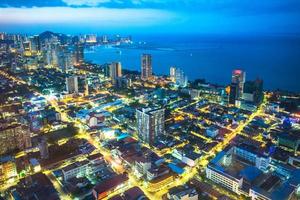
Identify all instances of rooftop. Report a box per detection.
[93,173,128,194]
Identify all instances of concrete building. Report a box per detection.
[74,43,84,65]
[66,75,78,94]
[136,108,165,145]
[167,185,198,200]
[109,62,122,85]
[62,160,90,181]
[170,67,188,87]
[0,156,17,183]
[141,54,152,80]
[0,124,31,155]
[205,126,219,138]
[205,144,300,199]
[231,69,246,98]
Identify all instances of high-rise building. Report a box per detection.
[66,76,78,94]
[170,67,188,87]
[170,67,176,82]
[74,43,84,65]
[243,79,264,105]
[44,43,60,68]
[0,124,31,155]
[109,62,122,85]
[136,108,165,145]
[78,75,89,96]
[141,54,152,80]
[58,46,74,72]
[229,69,246,105]
[229,83,239,105]
[23,41,31,52]
[29,35,41,53]
[231,69,246,97]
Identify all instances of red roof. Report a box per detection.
[123,187,145,199]
[93,174,128,195]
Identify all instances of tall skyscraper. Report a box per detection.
[141,54,152,80]
[136,108,165,145]
[229,69,246,105]
[170,67,176,82]
[229,83,239,105]
[58,46,74,72]
[23,41,31,52]
[74,43,84,65]
[109,62,122,85]
[170,66,188,87]
[29,35,41,53]
[66,76,78,94]
[78,75,89,96]
[231,69,246,97]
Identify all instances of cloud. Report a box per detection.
[62,0,111,6]
[0,7,177,27]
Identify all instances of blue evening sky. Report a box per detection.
[0,0,300,35]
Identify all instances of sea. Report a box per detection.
[84,34,300,92]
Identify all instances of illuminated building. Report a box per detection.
[136,108,165,145]
[61,160,89,181]
[62,154,106,181]
[170,66,176,81]
[133,158,152,179]
[167,185,199,200]
[141,54,152,80]
[29,35,41,53]
[66,75,78,94]
[205,126,219,138]
[170,66,188,87]
[206,144,299,199]
[78,75,89,96]
[0,156,17,183]
[109,62,122,85]
[102,35,108,43]
[29,158,41,173]
[116,77,132,88]
[45,43,60,68]
[231,69,246,98]
[85,34,97,43]
[23,41,31,51]
[93,174,128,200]
[0,124,31,155]
[147,172,174,192]
[172,149,200,167]
[0,32,5,40]
[57,46,74,72]
[74,43,84,65]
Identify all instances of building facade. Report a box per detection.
[141,54,152,80]
[136,108,165,145]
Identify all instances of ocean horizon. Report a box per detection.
[85,34,300,92]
